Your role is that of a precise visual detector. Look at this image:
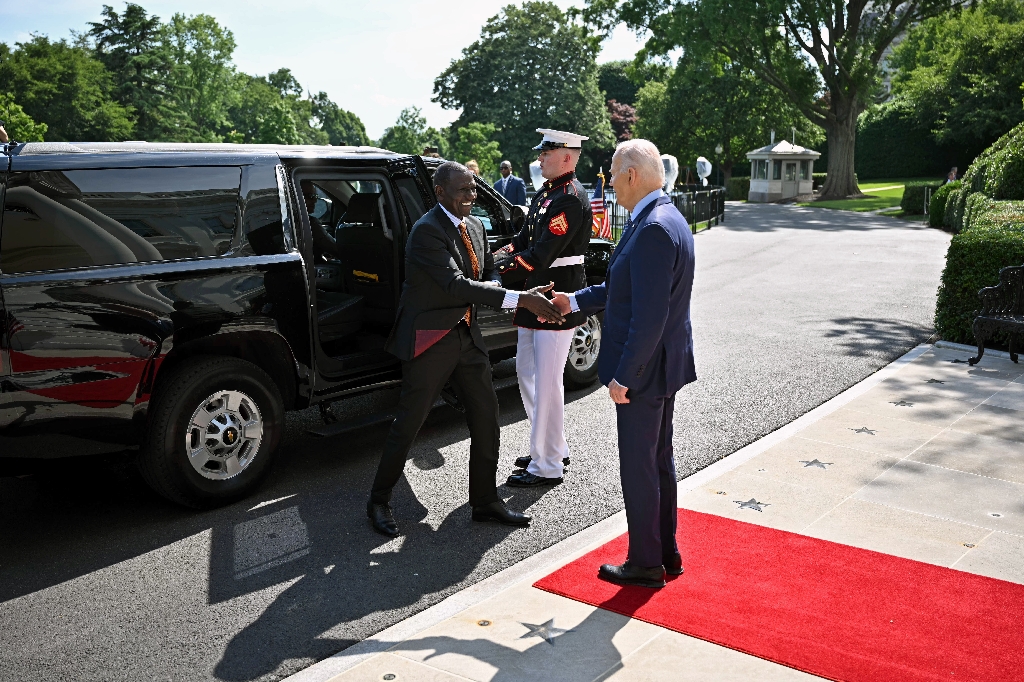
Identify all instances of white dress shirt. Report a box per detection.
[439,203,518,309]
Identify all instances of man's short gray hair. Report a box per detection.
[614,139,665,186]
[434,160,470,191]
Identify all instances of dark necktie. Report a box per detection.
[457,221,480,325]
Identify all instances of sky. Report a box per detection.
[0,1,650,140]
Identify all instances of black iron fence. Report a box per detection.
[603,186,725,241]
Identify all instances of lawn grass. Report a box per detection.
[797,177,939,212]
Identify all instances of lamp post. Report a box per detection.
[714,143,723,187]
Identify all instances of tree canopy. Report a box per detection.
[889,0,1024,162]
[433,1,614,178]
[588,0,964,197]
[0,3,369,146]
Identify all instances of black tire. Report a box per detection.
[564,313,602,390]
[139,355,284,508]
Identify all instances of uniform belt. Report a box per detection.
[549,255,584,268]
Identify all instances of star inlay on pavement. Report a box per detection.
[519,619,572,645]
[890,400,914,407]
[849,426,877,434]
[734,498,769,512]
[925,378,945,384]
[799,459,833,469]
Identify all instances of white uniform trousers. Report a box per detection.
[516,327,574,478]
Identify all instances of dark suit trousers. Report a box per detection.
[616,393,679,567]
[370,323,500,508]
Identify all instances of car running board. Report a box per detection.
[306,374,521,438]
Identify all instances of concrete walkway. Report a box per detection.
[287,343,1024,682]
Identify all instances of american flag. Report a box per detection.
[591,169,611,240]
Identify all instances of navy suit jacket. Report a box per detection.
[494,175,527,205]
[575,196,696,397]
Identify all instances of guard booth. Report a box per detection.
[746,140,820,202]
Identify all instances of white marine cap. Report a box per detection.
[533,128,589,151]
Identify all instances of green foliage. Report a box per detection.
[854,98,959,180]
[378,106,430,154]
[226,72,304,145]
[452,122,502,179]
[633,52,820,184]
[726,177,750,200]
[89,3,185,141]
[597,60,639,106]
[310,91,368,146]
[433,2,614,178]
[0,92,47,141]
[947,123,1024,232]
[0,35,135,141]
[900,181,943,215]
[890,0,1024,164]
[163,12,236,141]
[935,200,1024,342]
[929,181,960,227]
[595,0,961,198]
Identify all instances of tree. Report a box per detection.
[88,3,184,141]
[889,0,1024,163]
[433,2,614,179]
[310,91,369,146]
[634,54,820,185]
[598,60,639,105]
[607,99,636,141]
[378,106,430,154]
[0,36,135,141]
[163,13,236,141]
[591,0,963,198]
[226,72,304,144]
[0,92,47,141]
[452,122,503,178]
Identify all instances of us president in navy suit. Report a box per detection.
[554,139,696,588]
[494,160,527,205]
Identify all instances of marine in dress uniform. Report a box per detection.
[494,129,593,486]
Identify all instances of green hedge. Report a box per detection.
[929,181,960,227]
[813,172,827,189]
[948,122,1024,232]
[935,200,1024,343]
[727,176,750,200]
[901,181,943,214]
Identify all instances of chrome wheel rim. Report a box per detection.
[185,390,263,480]
[568,315,601,373]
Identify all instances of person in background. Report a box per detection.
[494,160,527,205]
[466,160,480,175]
[0,123,9,144]
[946,167,958,184]
[552,138,696,589]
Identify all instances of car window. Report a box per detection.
[0,166,242,275]
[395,177,427,223]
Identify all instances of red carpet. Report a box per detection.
[534,510,1024,682]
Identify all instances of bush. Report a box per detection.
[948,122,1024,232]
[727,176,750,200]
[855,98,957,179]
[901,181,943,214]
[813,172,827,189]
[929,181,960,227]
[935,200,1024,342]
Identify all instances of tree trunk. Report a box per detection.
[722,159,734,187]
[819,101,862,200]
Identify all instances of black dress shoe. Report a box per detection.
[598,561,666,589]
[367,501,400,538]
[514,455,570,469]
[506,470,562,487]
[472,501,531,527]
[664,554,685,576]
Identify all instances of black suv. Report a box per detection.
[0,142,610,506]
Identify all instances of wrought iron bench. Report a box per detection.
[969,264,1024,365]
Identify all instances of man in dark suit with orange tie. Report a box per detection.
[554,139,697,588]
[367,161,565,538]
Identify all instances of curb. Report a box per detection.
[283,343,933,682]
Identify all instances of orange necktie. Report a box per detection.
[458,221,480,325]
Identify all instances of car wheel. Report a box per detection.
[564,313,602,389]
[139,356,283,508]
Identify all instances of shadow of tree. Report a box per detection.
[823,317,934,356]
